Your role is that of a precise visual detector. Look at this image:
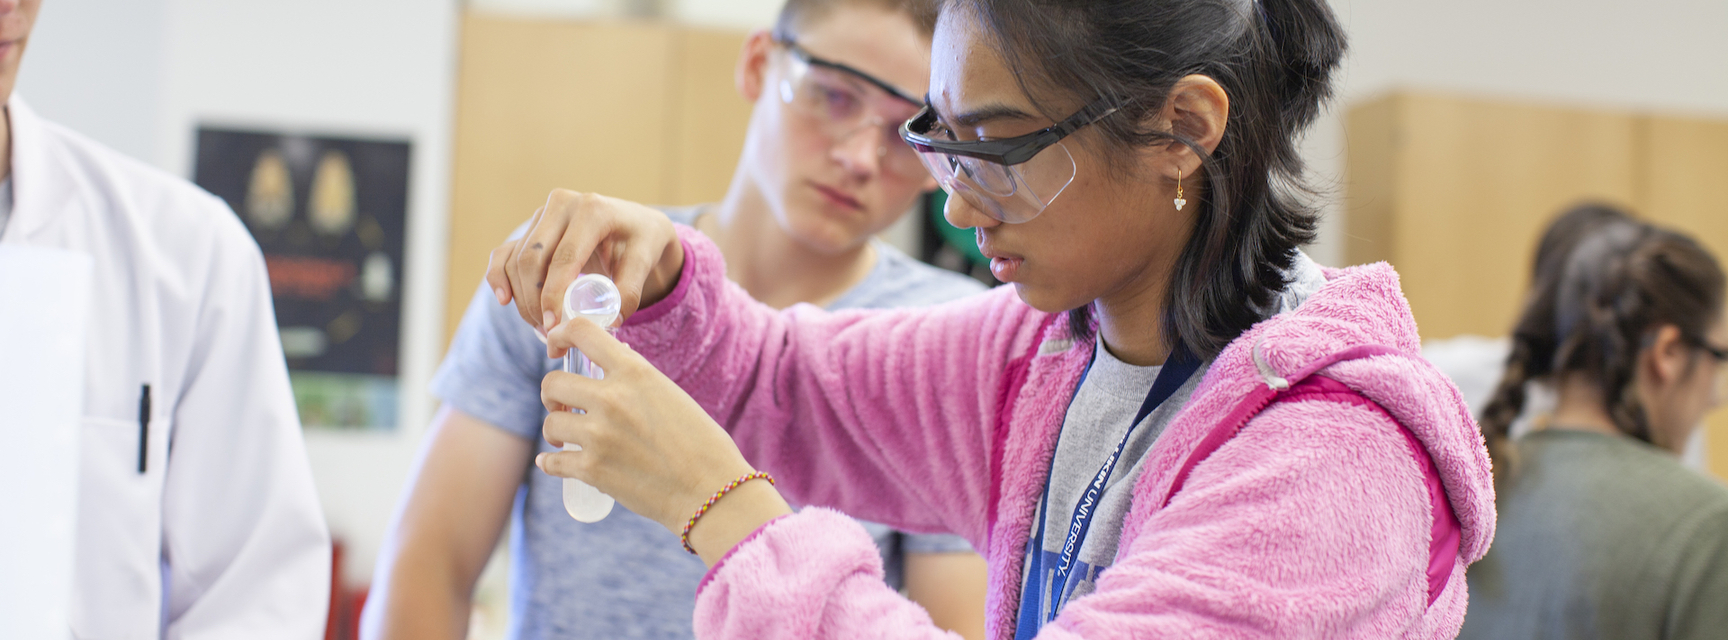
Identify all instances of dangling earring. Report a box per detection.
[1174,168,1187,211]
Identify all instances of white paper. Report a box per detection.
[0,245,93,640]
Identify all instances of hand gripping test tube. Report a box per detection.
[559,274,622,522]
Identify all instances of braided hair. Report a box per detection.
[1478,206,1725,481]
[1476,204,1635,467]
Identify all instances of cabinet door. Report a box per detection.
[445,17,677,346]
[1346,93,1640,340]
[1640,115,1728,480]
[666,29,752,206]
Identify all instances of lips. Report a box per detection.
[976,235,1024,283]
[811,182,863,211]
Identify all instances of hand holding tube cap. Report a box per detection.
[559,274,622,522]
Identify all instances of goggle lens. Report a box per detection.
[780,52,927,179]
[914,142,1076,224]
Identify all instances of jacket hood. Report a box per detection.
[1188,261,1497,565]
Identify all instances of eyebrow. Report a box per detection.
[938,103,1040,128]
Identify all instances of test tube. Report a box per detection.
[559,273,621,522]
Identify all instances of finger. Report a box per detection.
[540,407,594,451]
[504,206,552,325]
[505,261,540,333]
[609,237,660,321]
[540,370,605,415]
[503,209,549,328]
[539,206,610,333]
[535,448,594,483]
[546,313,640,373]
[513,198,578,332]
[485,239,522,306]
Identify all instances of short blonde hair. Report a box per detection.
[774,0,939,41]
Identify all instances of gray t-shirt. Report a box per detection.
[1020,251,1327,620]
[1460,430,1728,640]
[430,205,986,640]
[1023,341,1202,614]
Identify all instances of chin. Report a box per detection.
[1010,282,1086,314]
[786,221,860,255]
[785,211,873,255]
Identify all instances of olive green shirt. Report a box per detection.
[1461,429,1728,639]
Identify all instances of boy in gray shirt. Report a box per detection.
[363,1,990,638]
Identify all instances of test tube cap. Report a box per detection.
[563,273,622,329]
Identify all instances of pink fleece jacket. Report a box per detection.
[615,226,1496,639]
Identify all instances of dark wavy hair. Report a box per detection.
[951,0,1346,358]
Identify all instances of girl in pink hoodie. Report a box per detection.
[493,0,1497,637]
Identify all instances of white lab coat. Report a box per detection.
[0,98,331,638]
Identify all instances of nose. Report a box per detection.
[942,190,1000,231]
[829,122,884,179]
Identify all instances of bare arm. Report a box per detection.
[360,407,533,640]
[904,552,989,640]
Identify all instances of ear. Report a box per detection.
[1154,74,1229,182]
[1646,324,1690,385]
[736,30,778,103]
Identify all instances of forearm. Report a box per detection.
[362,408,527,640]
[361,550,479,640]
[619,227,1038,538]
[686,480,795,567]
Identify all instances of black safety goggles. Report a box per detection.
[899,97,1119,165]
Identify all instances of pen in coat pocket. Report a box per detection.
[138,384,150,474]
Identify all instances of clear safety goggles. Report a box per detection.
[777,39,928,180]
[899,98,1118,224]
[1690,335,1728,402]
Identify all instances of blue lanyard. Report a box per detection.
[1014,344,1200,639]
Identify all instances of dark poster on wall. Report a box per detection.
[193,128,410,430]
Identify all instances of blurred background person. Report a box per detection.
[1460,215,1728,638]
[361,1,989,639]
[0,0,331,636]
[1422,203,1637,423]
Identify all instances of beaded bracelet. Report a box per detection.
[681,471,777,555]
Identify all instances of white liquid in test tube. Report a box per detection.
[559,273,622,522]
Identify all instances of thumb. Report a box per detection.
[546,314,636,372]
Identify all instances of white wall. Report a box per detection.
[18,0,167,164]
[162,0,460,587]
[471,0,782,28]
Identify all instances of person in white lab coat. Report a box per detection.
[0,1,332,637]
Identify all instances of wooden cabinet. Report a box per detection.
[1640,116,1728,482]
[1345,93,1641,340]
[444,16,751,349]
[1642,116,1728,265]
[1346,91,1728,480]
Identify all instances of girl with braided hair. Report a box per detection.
[1424,204,1636,421]
[1460,215,1728,639]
